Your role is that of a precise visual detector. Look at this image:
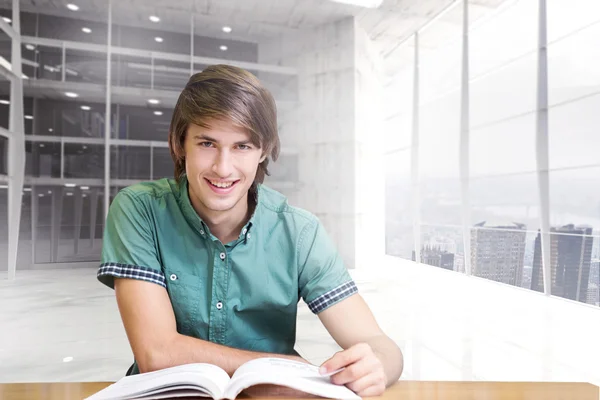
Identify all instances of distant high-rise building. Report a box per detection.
[412,246,455,271]
[589,259,600,288]
[521,265,533,289]
[423,236,458,254]
[587,284,599,306]
[531,225,594,303]
[471,222,527,287]
[454,253,465,274]
[587,259,599,306]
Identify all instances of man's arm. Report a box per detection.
[317,294,403,396]
[114,278,305,375]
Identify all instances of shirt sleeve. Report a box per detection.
[297,217,358,314]
[97,189,166,290]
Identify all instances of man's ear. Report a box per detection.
[259,153,267,163]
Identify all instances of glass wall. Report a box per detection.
[0,185,6,274]
[0,0,301,271]
[384,0,600,307]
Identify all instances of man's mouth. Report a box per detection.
[205,178,239,189]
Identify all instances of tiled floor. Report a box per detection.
[1,256,599,386]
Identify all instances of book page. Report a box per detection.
[127,386,211,399]
[85,363,230,400]
[231,357,322,379]
[224,358,360,400]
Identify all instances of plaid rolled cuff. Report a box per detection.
[97,263,166,289]
[307,281,358,314]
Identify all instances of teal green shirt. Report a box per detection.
[97,177,357,374]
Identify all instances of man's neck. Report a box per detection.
[190,191,254,244]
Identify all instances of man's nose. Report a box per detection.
[212,150,233,177]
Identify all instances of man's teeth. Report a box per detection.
[210,180,234,188]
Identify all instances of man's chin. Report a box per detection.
[202,196,240,212]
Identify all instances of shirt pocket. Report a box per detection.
[164,268,202,335]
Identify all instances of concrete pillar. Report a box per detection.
[50,187,63,262]
[7,0,26,280]
[259,17,385,269]
[31,186,38,265]
[89,188,99,248]
[73,188,83,254]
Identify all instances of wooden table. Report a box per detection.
[0,381,598,400]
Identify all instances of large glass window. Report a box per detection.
[0,135,7,176]
[32,185,102,264]
[382,0,600,307]
[547,1,600,304]
[0,184,6,274]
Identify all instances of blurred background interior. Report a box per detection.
[0,0,599,387]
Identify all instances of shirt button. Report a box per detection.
[247,233,251,239]
[242,228,247,234]
[219,252,226,260]
[170,274,177,281]
[200,230,205,235]
[216,302,223,310]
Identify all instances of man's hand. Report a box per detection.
[319,343,386,397]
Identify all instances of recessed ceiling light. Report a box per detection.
[148,99,160,105]
[82,145,87,150]
[48,128,53,132]
[222,26,232,33]
[2,17,11,23]
[66,192,74,196]
[66,4,79,11]
[154,111,163,116]
[81,105,91,111]
[219,45,228,51]
[0,99,9,105]
[47,190,52,194]
[25,44,35,51]
[23,188,31,192]
[39,144,45,148]
[328,0,383,7]
[38,193,44,197]
[65,92,79,98]
[81,186,89,190]
[0,185,7,189]
[82,27,92,33]
[65,183,77,188]
[154,37,163,43]
[149,15,160,23]
[63,356,74,362]
[25,115,33,120]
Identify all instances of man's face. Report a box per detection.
[184,119,265,215]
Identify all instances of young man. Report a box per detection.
[97,64,403,397]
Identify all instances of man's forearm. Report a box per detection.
[366,335,404,386]
[143,332,305,375]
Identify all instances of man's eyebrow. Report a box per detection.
[193,134,218,142]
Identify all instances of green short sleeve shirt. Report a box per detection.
[98,177,357,372]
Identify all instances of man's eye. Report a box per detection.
[238,144,251,150]
[198,142,213,148]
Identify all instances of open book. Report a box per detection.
[85,357,361,400]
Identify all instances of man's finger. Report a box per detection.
[346,372,380,394]
[319,343,369,374]
[357,382,386,398]
[330,360,371,386]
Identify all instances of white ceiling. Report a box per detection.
[2,0,507,76]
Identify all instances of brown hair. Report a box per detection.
[168,64,280,185]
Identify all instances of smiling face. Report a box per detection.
[184,119,266,219]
